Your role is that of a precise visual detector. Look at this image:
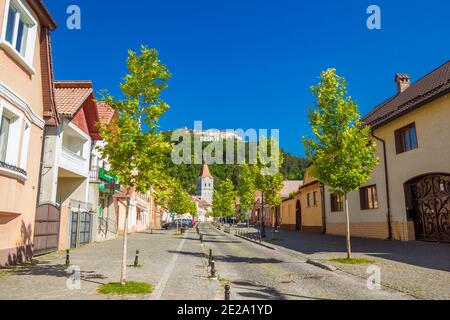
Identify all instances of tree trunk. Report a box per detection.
[344,193,352,260]
[120,194,130,286]
[260,193,266,238]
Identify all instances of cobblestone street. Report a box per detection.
[1,223,448,300]
[252,226,450,300]
[200,224,412,300]
[0,229,221,300]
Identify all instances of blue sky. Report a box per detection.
[45,0,449,156]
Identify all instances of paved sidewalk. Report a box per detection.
[242,226,450,300]
[0,229,222,300]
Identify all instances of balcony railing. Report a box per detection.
[0,160,27,176]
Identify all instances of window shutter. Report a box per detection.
[360,188,366,210]
[395,130,403,154]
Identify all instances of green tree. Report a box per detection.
[254,138,285,237]
[98,46,172,286]
[212,179,237,220]
[168,184,197,216]
[237,163,257,222]
[303,69,379,259]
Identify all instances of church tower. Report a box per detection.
[197,164,214,205]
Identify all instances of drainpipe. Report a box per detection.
[320,183,327,234]
[372,131,393,240]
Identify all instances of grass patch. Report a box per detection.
[330,258,376,265]
[0,270,11,278]
[98,282,154,295]
[218,275,230,288]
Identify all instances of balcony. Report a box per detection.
[59,146,89,177]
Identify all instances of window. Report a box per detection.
[0,116,11,162]
[1,0,37,71]
[313,192,318,207]
[306,193,311,208]
[0,100,29,176]
[360,185,379,210]
[330,193,344,212]
[395,123,418,154]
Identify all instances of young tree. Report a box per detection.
[98,46,172,286]
[303,69,379,259]
[237,164,257,222]
[168,184,197,216]
[254,138,285,238]
[212,179,237,222]
[168,184,197,232]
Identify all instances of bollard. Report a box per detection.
[224,285,231,300]
[210,259,216,278]
[134,250,140,267]
[65,249,70,267]
[208,249,213,267]
[200,234,203,244]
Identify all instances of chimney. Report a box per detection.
[395,73,410,94]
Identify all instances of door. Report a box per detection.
[34,204,61,256]
[71,211,92,248]
[296,200,302,231]
[410,174,450,243]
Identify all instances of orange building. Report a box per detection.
[0,0,57,266]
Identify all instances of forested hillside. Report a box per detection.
[162,131,307,194]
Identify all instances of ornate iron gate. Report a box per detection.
[411,174,450,243]
[34,203,61,256]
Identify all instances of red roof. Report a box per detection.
[97,103,116,124]
[54,81,93,117]
[54,80,101,140]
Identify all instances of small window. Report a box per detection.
[360,185,379,210]
[306,193,311,208]
[330,193,344,212]
[0,115,11,162]
[395,124,418,154]
[5,3,30,57]
[313,192,318,207]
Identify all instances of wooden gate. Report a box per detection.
[34,203,61,256]
[411,174,450,243]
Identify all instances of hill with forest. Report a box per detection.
[162,131,307,194]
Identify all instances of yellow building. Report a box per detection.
[275,176,325,233]
[325,61,450,242]
[298,167,325,233]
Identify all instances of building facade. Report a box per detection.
[0,0,57,266]
[38,80,100,251]
[325,61,450,242]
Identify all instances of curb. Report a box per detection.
[306,259,337,272]
[235,235,277,251]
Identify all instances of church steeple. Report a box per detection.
[200,164,213,179]
[197,164,214,205]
